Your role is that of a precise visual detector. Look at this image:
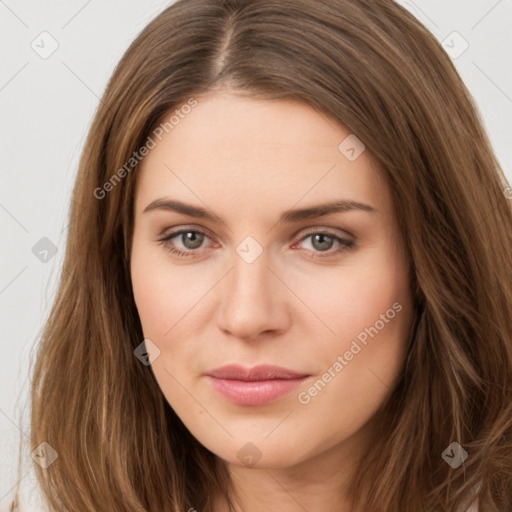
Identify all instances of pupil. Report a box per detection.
[313,234,333,251]
[184,232,203,249]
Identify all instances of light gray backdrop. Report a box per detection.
[1,0,511,510]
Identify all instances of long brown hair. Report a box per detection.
[10,0,512,510]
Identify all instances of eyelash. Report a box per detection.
[157,228,354,259]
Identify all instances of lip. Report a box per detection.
[206,364,310,406]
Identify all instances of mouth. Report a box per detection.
[205,364,311,406]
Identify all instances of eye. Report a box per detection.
[157,227,355,259]
[158,228,213,257]
[292,230,355,258]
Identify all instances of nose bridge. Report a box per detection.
[227,243,273,312]
[232,245,270,297]
[216,238,286,339]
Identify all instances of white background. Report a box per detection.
[1,0,511,509]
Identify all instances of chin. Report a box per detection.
[208,438,310,470]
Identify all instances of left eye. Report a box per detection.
[295,232,354,256]
[157,229,354,258]
[158,229,211,257]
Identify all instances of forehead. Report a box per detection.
[134,92,389,217]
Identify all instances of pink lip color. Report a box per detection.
[206,364,310,406]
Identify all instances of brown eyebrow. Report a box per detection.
[143,198,377,224]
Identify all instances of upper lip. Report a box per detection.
[206,364,309,381]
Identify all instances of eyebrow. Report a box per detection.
[143,198,377,223]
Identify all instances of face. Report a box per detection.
[130,90,414,470]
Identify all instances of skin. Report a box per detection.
[130,90,415,511]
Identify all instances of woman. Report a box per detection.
[11,0,512,510]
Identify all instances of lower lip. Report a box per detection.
[207,376,308,406]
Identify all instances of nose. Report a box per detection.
[215,249,291,342]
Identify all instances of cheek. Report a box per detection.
[131,274,170,339]
[297,292,411,446]
[131,241,202,337]
[130,246,201,401]
[293,245,410,345]
[130,242,222,389]
[298,242,413,400]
